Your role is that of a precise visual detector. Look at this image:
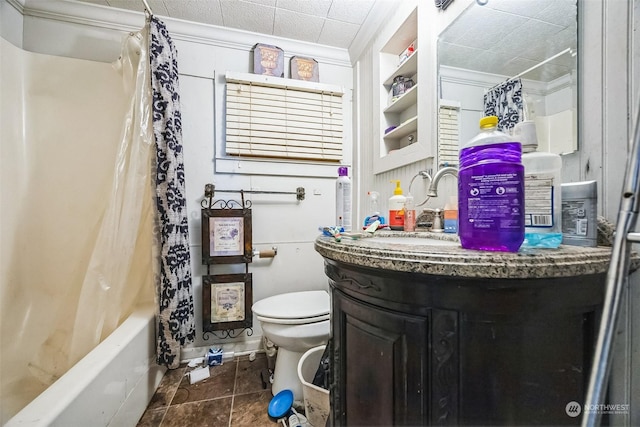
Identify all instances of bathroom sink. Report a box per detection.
[371,236,459,247]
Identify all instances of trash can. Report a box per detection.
[297,345,329,427]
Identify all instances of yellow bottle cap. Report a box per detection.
[480,116,499,128]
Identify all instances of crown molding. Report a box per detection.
[439,65,561,97]
[20,0,351,67]
[6,0,25,14]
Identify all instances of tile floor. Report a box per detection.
[136,353,277,427]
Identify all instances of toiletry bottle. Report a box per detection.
[364,191,386,227]
[404,193,416,231]
[517,121,563,248]
[562,181,597,247]
[336,166,352,231]
[388,180,406,231]
[443,196,458,234]
[288,410,302,427]
[458,116,524,252]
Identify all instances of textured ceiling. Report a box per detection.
[72,0,378,49]
[29,0,578,81]
[438,0,577,82]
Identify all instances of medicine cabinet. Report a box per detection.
[374,6,432,174]
[437,0,578,155]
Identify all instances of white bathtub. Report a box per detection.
[6,304,165,427]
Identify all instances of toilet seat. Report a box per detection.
[252,290,329,325]
[256,313,330,325]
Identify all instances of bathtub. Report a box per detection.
[6,304,165,427]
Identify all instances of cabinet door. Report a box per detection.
[332,289,428,426]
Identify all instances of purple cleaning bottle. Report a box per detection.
[458,116,524,252]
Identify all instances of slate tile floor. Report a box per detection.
[137,353,276,427]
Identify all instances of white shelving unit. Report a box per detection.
[374,7,430,174]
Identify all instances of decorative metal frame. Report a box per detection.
[201,183,254,339]
[199,183,302,340]
[201,208,252,265]
[202,274,253,337]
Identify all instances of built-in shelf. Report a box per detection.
[384,84,418,114]
[383,116,417,140]
[382,51,418,87]
[374,6,428,174]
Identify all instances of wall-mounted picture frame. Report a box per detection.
[252,43,284,77]
[290,56,319,82]
[201,208,252,264]
[203,274,253,331]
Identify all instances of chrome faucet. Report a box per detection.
[427,166,458,197]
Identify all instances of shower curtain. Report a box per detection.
[28,16,195,382]
[28,23,157,383]
[149,16,195,368]
[484,77,524,132]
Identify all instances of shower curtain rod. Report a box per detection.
[141,0,153,15]
[487,47,573,92]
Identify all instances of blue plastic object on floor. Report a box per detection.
[268,389,293,419]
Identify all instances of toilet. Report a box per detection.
[252,290,330,400]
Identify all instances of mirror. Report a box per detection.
[437,0,578,157]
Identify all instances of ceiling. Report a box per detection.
[438,0,577,82]
[24,0,577,80]
[70,0,382,50]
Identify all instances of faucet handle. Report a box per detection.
[432,209,443,232]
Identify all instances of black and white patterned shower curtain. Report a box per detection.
[483,78,524,132]
[149,16,195,368]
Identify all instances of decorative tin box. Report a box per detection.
[252,43,284,77]
[290,56,319,82]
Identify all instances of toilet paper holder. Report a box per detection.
[253,246,278,258]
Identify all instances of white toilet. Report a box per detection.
[252,290,330,400]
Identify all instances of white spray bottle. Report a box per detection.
[364,191,386,227]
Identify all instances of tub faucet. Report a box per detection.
[427,166,458,197]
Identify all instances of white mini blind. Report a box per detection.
[438,102,460,167]
[225,74,344,162]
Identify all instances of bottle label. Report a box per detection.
[461,171,523,231]
[336,181,351,230]
[562,200,590,236]
[389,209,404,229]
[404,210,416,231]
[524,173,554,228]
[444,210,458,233]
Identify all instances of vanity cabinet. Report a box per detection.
[332,289,428,425]
[325,259,604,426]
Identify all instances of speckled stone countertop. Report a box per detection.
[315,230,633,279]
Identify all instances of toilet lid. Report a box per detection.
[252,290,330,320]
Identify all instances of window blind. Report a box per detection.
[225,75,344,162]
[438,103,460,167]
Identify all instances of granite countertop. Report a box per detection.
[315,230,629,279]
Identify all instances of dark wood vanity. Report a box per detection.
[315,232,620,426]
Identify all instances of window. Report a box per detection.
[438,100,460,167]
[225,72,344,162]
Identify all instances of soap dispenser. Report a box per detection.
[389,180,406,231]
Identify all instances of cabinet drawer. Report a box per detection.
[324,259,435,311]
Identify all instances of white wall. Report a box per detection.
[7,0,354,353]
[0,0,24,48]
